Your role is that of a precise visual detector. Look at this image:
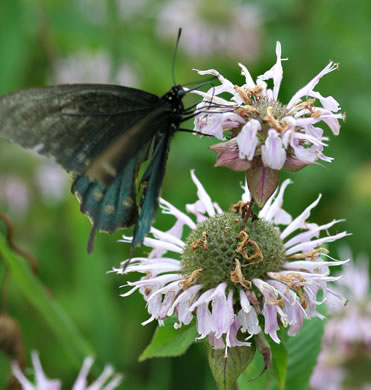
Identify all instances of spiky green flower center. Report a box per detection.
[254,100,288,121]
[181,212,287,291]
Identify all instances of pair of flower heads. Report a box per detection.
[14,41,348,388]
[113,42,347,354]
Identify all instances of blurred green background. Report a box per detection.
[0,0,370,388]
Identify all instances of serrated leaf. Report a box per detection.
[139,320,198,361]
[246,159,280,208]
[285,317,324,390]
[207,344,256,390]
[0,235,94,370]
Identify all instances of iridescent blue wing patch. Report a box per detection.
[72,155,138,253]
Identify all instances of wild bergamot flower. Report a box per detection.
[114,171,349,350]
[11,351,123,390]
[191,42,344,173]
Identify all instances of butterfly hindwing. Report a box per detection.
[72,155,139,252]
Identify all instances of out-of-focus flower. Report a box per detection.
[54,50,139,87]
[77,0,106,25]
[192,42,344,205]
[114,171,348,352]
[11,351,123,390]
[156,0,262,59]
[78,0,148,24]
[36,162,68,205]
[310,250,371,390]
[118,0,148,18]
[0,176,29,217]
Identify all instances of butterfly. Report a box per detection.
[0,82,196,253]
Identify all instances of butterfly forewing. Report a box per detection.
[85,105,172,186]
[0,84,159,176]
[132,118,175,249]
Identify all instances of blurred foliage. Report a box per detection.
[0,0,370,388]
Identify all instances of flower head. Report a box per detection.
[192,42,344,175]
[11,351,123,390]
[114,172,349,351]
[310,250,371,390]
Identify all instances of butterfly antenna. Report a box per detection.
[172,28,182,85]
[182,75,217,88]
[186,80,216,93]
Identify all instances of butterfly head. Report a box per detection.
[161,85,186,121]
[167,84,186,101]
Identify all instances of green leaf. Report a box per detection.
[268,337,288,389]
[285,317,324,390]
[238,354,273,390]
[207,343,256,390]
[0,235,94,370]
[246,159,280,208]
[139,318,198,361]
[0,352,10,390]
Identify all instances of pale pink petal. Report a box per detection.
[120,235,183,254]
[280,194,322,239]
[261,129,287,169]
[284,219,344,250]
[187,170,216,217]
[31,351,61,389]
[159,198,196,229]
[308,91,340,112]
[287,61,338,110]
[241,179,252,202]
[257,41,284,100]
[236,119,261,160]
[11,361,37,390]
[259,178,293,225]
[193,68,243,103]
[285,231,350,255]
[211,290,234,337]
[196,302,213,339]
[209,333,225,349]
[238,290,261,335]
[150,227,185,249]
[226,319,251,348]
[238,62,256,89]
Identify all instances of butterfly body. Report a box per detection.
[0,83,188,252]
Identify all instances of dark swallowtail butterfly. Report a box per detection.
[0,82,194,253]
